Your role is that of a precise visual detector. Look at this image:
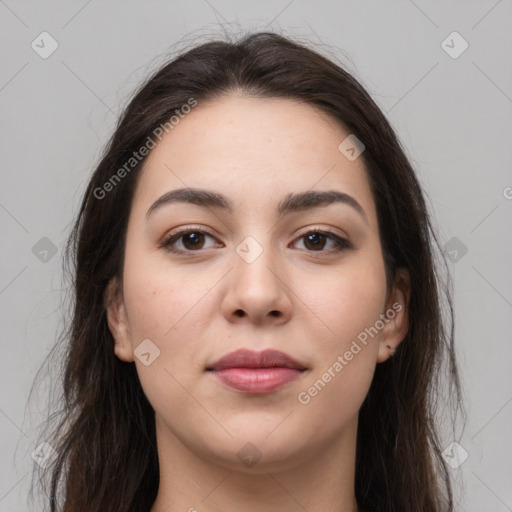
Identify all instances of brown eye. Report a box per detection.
[293,230,351,253]
[303,232,328,251]
[180,232,206,250]
[160,230,220,253]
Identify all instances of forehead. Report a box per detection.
[133,94,377,226]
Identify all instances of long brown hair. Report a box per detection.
[30,30,464,512]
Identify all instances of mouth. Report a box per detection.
[206,348,307,394]
[206,348,307,371]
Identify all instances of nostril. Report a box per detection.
[270,310,280,317]
[235,310,244,317]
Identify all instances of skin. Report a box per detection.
[105,94,410,512]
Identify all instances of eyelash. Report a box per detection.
[159,226,352,255]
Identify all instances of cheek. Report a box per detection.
[297,356,375,436]
[294,268,384,423]
[123,245,204,335]
[297,257,387,344]
[122,264,212,416]
[291,258,386,414]
[122,252,218,372]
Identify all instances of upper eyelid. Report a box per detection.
[162,226,350,250]
[164,225,348,240]
[163,225,218,241]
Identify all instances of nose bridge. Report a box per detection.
[234,233,280,296]
[223,232,292,323]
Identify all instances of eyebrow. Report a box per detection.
[145,187,368,224]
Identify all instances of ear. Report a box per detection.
[104,276,134,363]
[376,267,411,363]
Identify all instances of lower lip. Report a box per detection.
[209,367,303,393]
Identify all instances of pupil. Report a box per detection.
[185,232,203,249]
[306,233,325,250]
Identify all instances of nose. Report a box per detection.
[221,239,293,325]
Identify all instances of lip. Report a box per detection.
[206,349,307,394]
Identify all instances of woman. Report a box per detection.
[32,30,464,512]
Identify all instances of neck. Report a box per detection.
[150,415,360,512]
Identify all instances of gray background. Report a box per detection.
[1,1,511,510]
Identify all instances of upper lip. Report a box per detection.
[207,349,306,371]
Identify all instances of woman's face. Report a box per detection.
[106,94,409,471]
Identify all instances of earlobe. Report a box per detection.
[377,268,411,363]
[104,277,134,363]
